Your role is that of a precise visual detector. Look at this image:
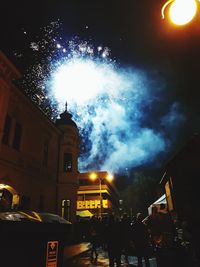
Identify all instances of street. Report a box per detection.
[65,247,157,267]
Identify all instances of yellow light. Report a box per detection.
[162,0,199,26]
[0,184,8,189]
[170,0,197,25]
[89,172,114,182]
[90,172,97,181]
[106,173,114,182]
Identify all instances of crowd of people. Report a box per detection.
[75,205,198,267]
[74,208,176,267]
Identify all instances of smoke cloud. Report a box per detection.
[15,23,185,175]
[49,60,185,174]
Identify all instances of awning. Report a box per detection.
[148,194,167,215]
[76,210,93,217]
[153,194,166,205]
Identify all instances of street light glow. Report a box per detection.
[162,0,199,26]
[90,172,97,181]
[89,172,114,218]
[106,173,114,182]
[169,0,197,25]
[89,172,114,182]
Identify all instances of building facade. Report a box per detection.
[160,133,200,223]
[0,51,79,223]
[77,171,120,218]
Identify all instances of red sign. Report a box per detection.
[46,241,58,267]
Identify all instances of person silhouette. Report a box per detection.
[131,213,150,267]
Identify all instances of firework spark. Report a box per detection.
[15,21,185,174]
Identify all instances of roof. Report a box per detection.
[153,194,166,205]
[56,110,77,128]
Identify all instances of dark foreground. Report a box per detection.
[65,246,157,267]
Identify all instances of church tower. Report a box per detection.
[56,103,79,223]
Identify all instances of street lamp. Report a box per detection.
[161,0,200,26]
[90,172,114,218]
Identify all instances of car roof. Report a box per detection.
[38,212,72,224]
[0,211,41,222]
[0,210,71,224]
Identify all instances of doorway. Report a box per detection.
[0,184,19,210]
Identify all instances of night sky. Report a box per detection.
[2,0,200,182]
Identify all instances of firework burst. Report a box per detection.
[14,21,185,174]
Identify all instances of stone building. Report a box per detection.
[0,51,79,223]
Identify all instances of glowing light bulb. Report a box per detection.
[106,173,114,182]
[90,173,97,181]
[161,0,199,26]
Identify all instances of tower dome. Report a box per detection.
[56,102,77,128]
[56,101,79,223]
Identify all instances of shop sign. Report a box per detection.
[77,199,108,210]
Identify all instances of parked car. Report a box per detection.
[0,210,73,267]
[0,210,41,222]
[0,210,71,224]
[37,212,71,224]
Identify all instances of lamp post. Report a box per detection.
[99,177,102,218]
[90,172,114,218]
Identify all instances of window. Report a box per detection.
[12,122,22,150]
[63,153,73,172]
[43,142,49,167]
[2,115,12,145]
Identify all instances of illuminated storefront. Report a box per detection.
[77,171,120,218]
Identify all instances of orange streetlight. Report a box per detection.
[89,172,114,218]
[161,0,200,26]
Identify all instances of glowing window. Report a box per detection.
[63,153,73,172]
